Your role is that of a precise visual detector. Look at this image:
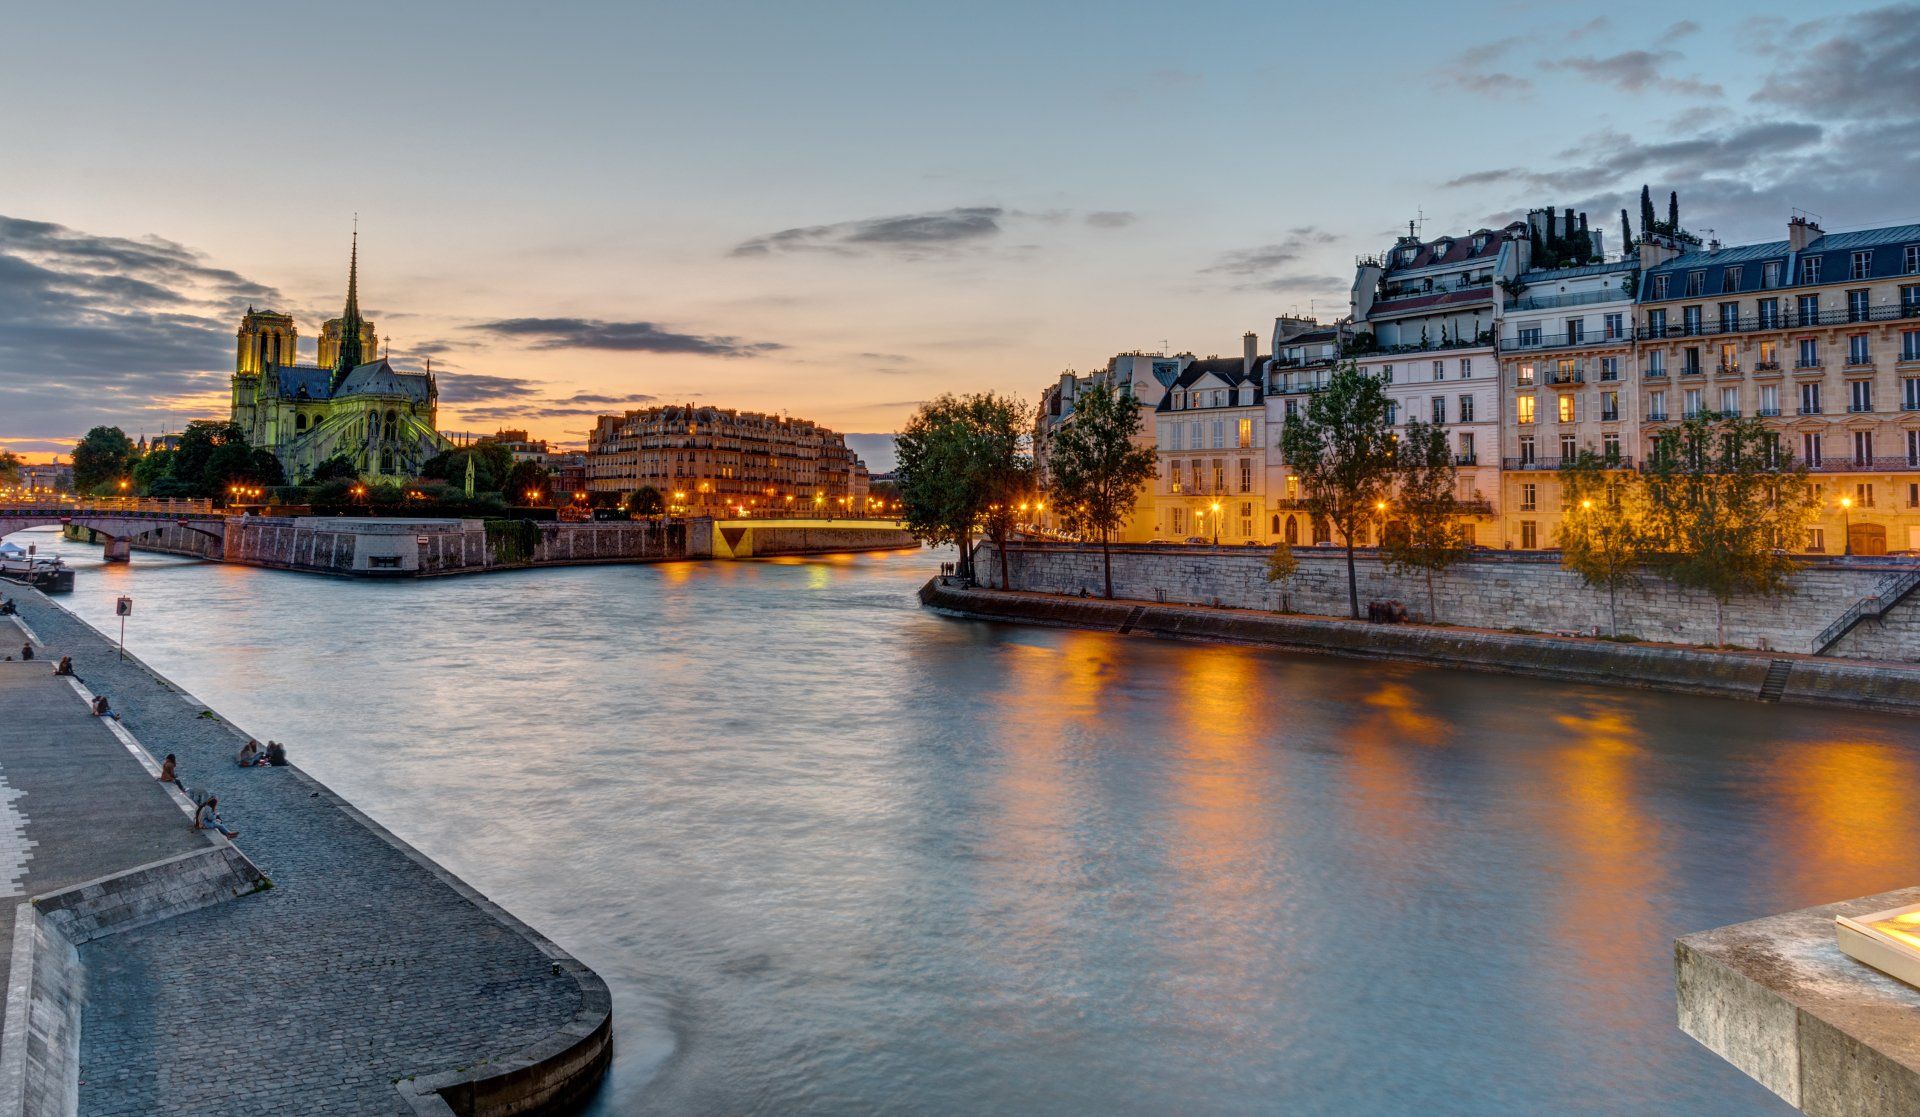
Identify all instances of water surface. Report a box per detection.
[12,526,1915,1115]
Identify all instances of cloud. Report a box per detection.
[434,373,548,404]
[1753,3,1920,118]
[1085,211,1138,229]
[1665,20,1701,38]
[732,207,1005,258]
[467,317,782,357]
[1544,50,1723,98]
[1436,37,1533,97]
[1204,227,1338,279]
[1567,16,1610,40]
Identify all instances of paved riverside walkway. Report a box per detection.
[5,599,593,1116]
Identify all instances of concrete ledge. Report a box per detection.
[1677,886,1920,1116]
[920,579,1920,713]
[0,904,83,1117]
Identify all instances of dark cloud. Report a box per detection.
[1204,228,1338,280]
[0,213,294,440]
[468,317,782,357]
[1666,20,1701,38]
[1754,4,1920,118]
[1436,38,1534,97]
[434,373,549,405]
[1544,50,1723,98]
[732,207,1005,258]
[1085,211,1138,229]
[554,391,659,406]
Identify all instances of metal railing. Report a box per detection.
[1501,330,1630,352]
[1500,456,1636,471]
[1804,456,1920,473]
[1811,567,1920,655]
[1638,302,1920,339]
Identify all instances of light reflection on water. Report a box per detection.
[13,525,1918,1116]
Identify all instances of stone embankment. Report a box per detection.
[980,541,1920,660]
[3,590,612,1116]
[921,578,1920,713]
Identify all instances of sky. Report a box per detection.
[4,0,1918,471]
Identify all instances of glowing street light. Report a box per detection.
[1841,495,1854,556]
[1210,499,1222,545]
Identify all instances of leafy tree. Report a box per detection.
[421,444,514,493]
[311,454,359,483]
[626,486,664,516]
[895,392,1030,584]
[503,460,551,505]
[1640,412,1820,645]
[1558,450,1651,636]
[979,460,1038,590]
[1278,361,1398,619]
[172,420,245,495]
[1046,381,1158,599]
[72,426,135,493]
[131,448,175,494]
[1381,419,1465,621]
[205,442,284,494]
[1264,542,1299,613]
[0,450,19,486]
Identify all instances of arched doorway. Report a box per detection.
[1285,515,1299,545]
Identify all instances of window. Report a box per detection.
[1211,419,1225,449]
[1286,475,1300,498]
[1687,271,1705,296]
[1800,382,1822,415]
[1911,430,1920,467]
[1284,398,1299,419]
[1211,459,1224,492]
[1720,343,1738,372]
[1240,504,1252,538]
[1649,390,1667,421]
[1906,332,1920,362]
[1849,289,1871,322]
[1518,326,1542,347]
[1520,483,1537,511]
[1600,357,1619,381]
[1724,268,1744,293]
[1852,251,1874,280]
[1808,526,1825,552]
[1459,358,1472,377]
[1190,459,1203,492]
[1169,422,1184,451]
[1459,394,1474,422]
[1803,432,1823,465]
[1517,394,1536,424]
[1433,360,1445,381]
[1652,275,1671,300]
[1458,432,1474,462]
[1758,298,1780,328]
[1763,261,1782,288]
[1683,388,1702,418]
[1683,347,1702,374]
[1907,286,1920,315]
[1172,508,1185,534]
[1648,308,1668,335]
[1431,396,1446,423]
[1601,391,1619,421]
[1719,303,1740,332]
[1516,362,1536,386]
[1519,435,1536,466]
[1851,380,1874,412]
[1239,457,1253,492]
[1760,384,1780,416]
[1567,319,1585,344]
[1721,387,1739,415]
[1558,394,1577,424]
[1911,482,1919,508]
[1850,335,1872,366]
[1798,293,1820,324]
[1603,432,1621,461]
[1560,434,1577,459]
[1854,433,1875,467]
[1381,364,1394,383]
[1759,340,1779,368]
[1520,521,1538,549]
[1646,350,1667,376]
[1798,338,1821,368]
[1802,256,1822,284]
[1604,313,1624,339]
[1384,401,1398,425]
[1683,306,1702,335]
[1907,246,1920,275]
[1905,377,1920,410]
[1237,418,1253,448]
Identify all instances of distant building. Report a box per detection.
[1263,316,1345,544]
[586,405,869,515]
[479,429,550,464]
[17,461,72,495]
[547,452,588,498]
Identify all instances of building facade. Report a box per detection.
[1152,337,1266,542]
[586,405,870,515]
[229,235,449,482]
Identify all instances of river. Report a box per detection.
[9,526,1916,1115]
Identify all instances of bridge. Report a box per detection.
[702,517,917,559]
[0,501,227,562]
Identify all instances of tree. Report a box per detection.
[626,486,664,517]
[1619,208,1633,255]
[1640,412,1820,645]
[422,444,514,493]
[131,448,175,494]
[71,426,135,494]
[895,392,1030,584]
[1264,542,1299,613]
[1046,381,1159,599]
[1558,450,1651,636]
[503,460,551,505]
[1639,185,1656,240]
[311,454,359,484]
[0,450,20,487]
[1381,419,1465,621]
[978,461,1038,590]
[1279,361,1398,619]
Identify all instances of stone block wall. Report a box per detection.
[982,542,1920,660]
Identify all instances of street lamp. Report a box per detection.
[1841,495,1853,556]
[1210,500,1222,545]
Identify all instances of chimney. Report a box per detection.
[1243,332,1258,375]
[1639,237,1681,270]
[1789,214,1823,252]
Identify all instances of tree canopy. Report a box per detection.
[1046,380,1158,598]
[1278,362,1398,618]
[895,392,1030,583]
[1380,418,1465,620]
[72,426,136,494]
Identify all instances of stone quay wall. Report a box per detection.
[746,525,918,556]
[980,542,1920,661]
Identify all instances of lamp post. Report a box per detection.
[1210,500,1222,545]
[1374,499,1388,548]
[1840,495,1853,556]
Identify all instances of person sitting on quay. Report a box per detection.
[264,740,287,767]
[236,739,264,767]
[156,753,179,784]
[52,655,73,677]
[190,796,238,840]
[0,596,14,615]
[19,642,31,662]
[90,694,120,720]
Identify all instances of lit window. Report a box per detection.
[1517,395,1536,424]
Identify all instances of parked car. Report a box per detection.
[1183,536,1211,545]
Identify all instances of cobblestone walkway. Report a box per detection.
[13,596,584,1116]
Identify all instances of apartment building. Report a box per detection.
[1153,335,1266,542]
[1637,216,1920,554]
[1264,317,1342,544]
[1498,256,1641,549]
[585,404,869,515]
[1036,350,1186,539]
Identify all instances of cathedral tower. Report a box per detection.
[326,229,375,390]
[236,308,297,376]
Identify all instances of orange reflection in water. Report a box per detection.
[1331,675,1448,864]
[1770,734,1920,904]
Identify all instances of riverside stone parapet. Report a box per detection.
[980,541,1920,660]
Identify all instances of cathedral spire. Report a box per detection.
[331,220,365,388]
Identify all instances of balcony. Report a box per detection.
[1679,365,1705,377]
[1500,329,1625,352]
[1505,289,1629,312]
[1644,367,1669,379]
[1753,362,1784,376]
[1757,407,1782,417]
[1798,406,1823,415]
[1600,411,1620,422]
[1500,456,1635,471]
[1849,404,1876,413]
[1648,411,1670,421]
[1454,453,1478,466]
[1806,456,1920,473]
[1547,371,1585,387]
[1845,360,1876,371]
[1794,361,1825,373]
[1716,363,1742,376]
[1635,302,1920,339]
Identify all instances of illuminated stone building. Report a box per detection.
[1152,336,1266,542]
[229,234,448,481]
[1636,216,1920,555]
[585,405,870,514]
[1037,350,1182,540]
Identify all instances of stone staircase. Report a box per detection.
[1809,567,1920,655]
[1758,660,1793,703]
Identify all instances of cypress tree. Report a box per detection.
[1621,209,1633,255]
[1640,186,1656,239]
[1668,190,1679,233]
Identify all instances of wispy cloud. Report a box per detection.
[732,207,1006,258]
[1544,49,1723,98]
[1085,211,1138,229]
[1436,37,1533,97]
[468,317,783,357]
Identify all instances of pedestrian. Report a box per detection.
[19,643,31,661]
[157,754,178,783]
[190,796,239,840]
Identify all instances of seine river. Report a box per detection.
[12,527,1918,1116]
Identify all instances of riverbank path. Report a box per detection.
[7,598,596,1116]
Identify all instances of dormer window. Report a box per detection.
[1473,235,1487,251]
[1434,240,1451,258]
[1401,248,1417,265]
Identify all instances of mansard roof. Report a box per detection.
[1641,223,1920,299]
[1517,260,1633,283]
[1382,222,1522,276]
[1154,358,1265,411]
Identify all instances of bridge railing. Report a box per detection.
[0,499,219,515]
